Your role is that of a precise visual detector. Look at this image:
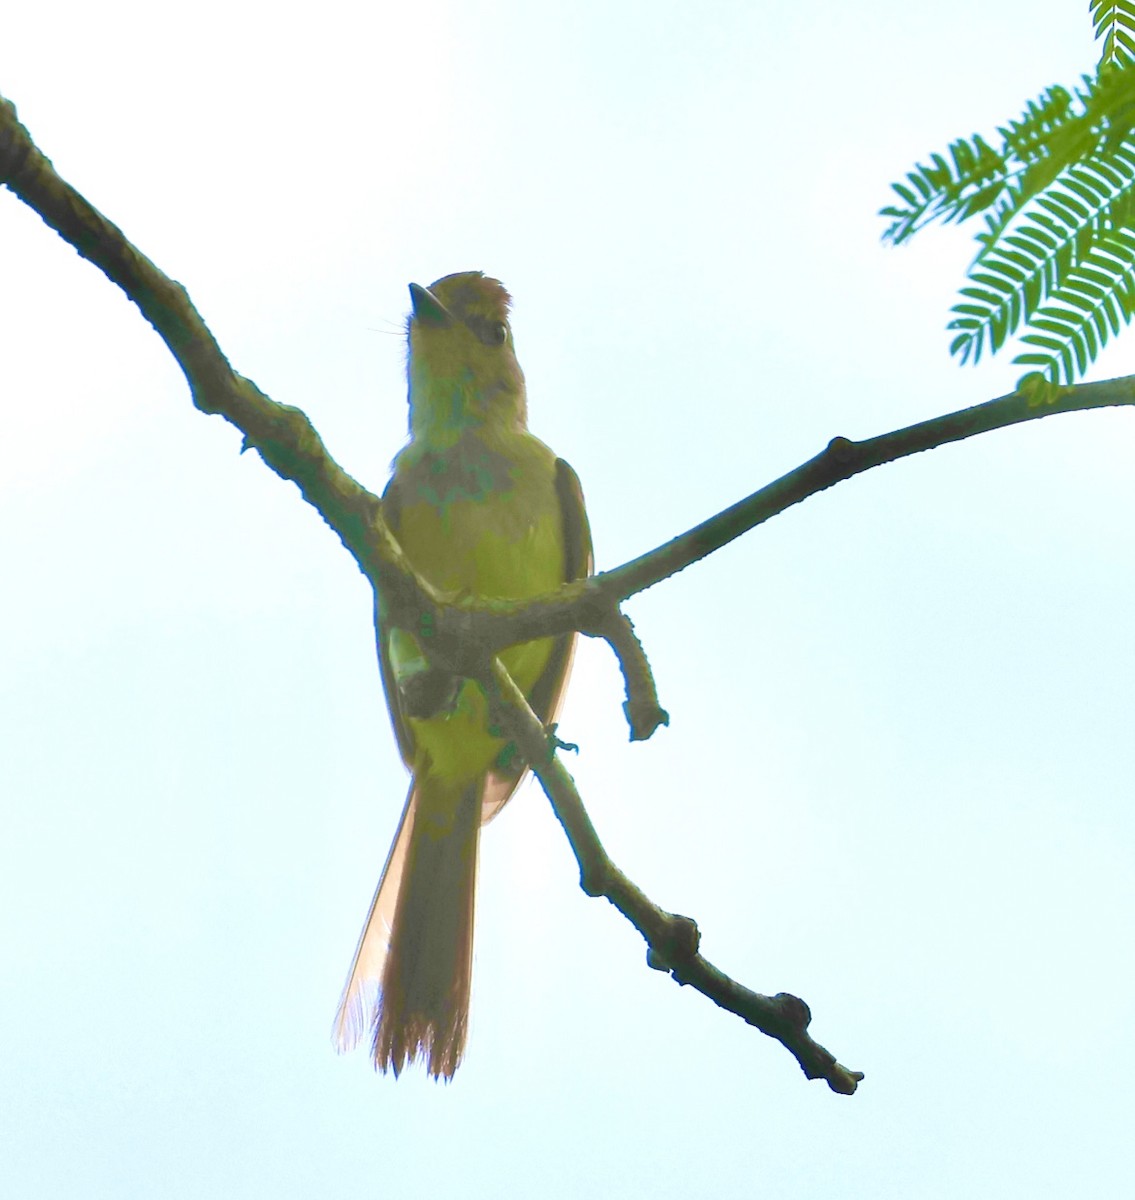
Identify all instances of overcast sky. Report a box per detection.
[2,2,1133,1197]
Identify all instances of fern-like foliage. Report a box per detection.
[1091,0,1135,64]
[882,9,1135,392]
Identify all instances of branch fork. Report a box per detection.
[11,90,1133,1092]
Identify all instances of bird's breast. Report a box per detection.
[390,432,565,601]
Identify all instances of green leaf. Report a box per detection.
[883,47,1135,384]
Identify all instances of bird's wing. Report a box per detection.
[481,456,592,823]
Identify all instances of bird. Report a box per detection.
[332,272,592,1079]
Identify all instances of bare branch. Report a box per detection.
[483,657,864,1094]
[4,91,1127,1095]
[6,90,1132,740]
[0,98,374,553]
[0,93,457,658]
[601,379,1135,604]
[364,375,1135,733]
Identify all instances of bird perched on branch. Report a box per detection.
[333,272,592,1079]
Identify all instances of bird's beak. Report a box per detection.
[409,282,453,327]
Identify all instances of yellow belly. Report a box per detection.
[389,432,565,783]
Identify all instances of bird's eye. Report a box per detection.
[469,316,510,346]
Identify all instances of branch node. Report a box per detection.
[826,435,858,464]
[579,863,609,898]
[646,913,701,973]
[771,991,812,1031]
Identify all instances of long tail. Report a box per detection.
[333,775,481,1080]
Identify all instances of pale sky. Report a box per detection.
[2,2,1133,1197]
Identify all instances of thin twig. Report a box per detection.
[599,379,1135,604]
[484,658,864,1094]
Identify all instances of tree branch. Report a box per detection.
[4,89,1132,736]
[483,657,864,1095]
[5,91,1129,1095]
[0,98,376,559]
[599,377,1135,604]
[0,93,471,667]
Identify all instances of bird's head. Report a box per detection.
[406,271,527,442]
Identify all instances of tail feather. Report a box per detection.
[332,785,418,1054]
[375,778,480,1079]
[333,776,481,1080]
